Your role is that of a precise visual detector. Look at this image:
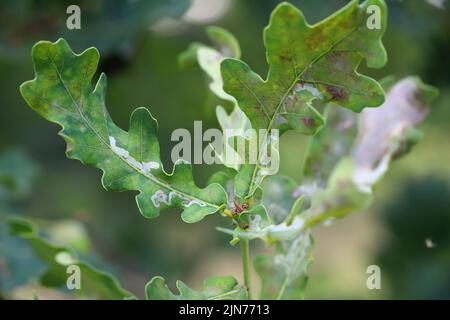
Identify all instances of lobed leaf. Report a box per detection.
[221,0,387,198]
[8,217,134,299]
[20,39,227,223]
[145,276,247,300]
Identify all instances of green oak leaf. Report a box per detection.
[145,276,247,300]
[9,217,134,300]
[20,38,227,223]
[222,0,387,198]
[222,0,387,131]
[254,233,314,299]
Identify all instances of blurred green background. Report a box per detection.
[0,0,449,299]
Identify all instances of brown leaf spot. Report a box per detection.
[326,85,348,101]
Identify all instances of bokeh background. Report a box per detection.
[0,0,449,299]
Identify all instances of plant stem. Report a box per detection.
[241,239,252,300]
[276,276,288,300]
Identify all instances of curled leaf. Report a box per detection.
[353,76,439,191]
[302,77,438,226]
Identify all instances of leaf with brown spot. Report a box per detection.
[221,0,388,198]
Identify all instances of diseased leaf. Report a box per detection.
[352,76,439,191]
[145,276,247,300]
[302,77,438,226]
[8,218,134,300]
[254,232,314,299]
[222,0,387,131]
[20,39,227,223]
[221,0,387,198]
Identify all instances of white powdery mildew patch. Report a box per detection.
[109,136,160,174]
[150,189,207,209]
[109,136,208,210]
